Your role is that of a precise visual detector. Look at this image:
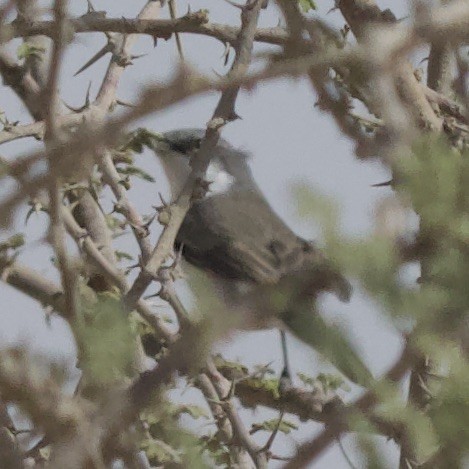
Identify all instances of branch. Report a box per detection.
[100,151,153,261]
[16,0,51,88]
[45,0,79,322]
[158,275,262,467]
[0,257,408,447]
[124,0,267,311]
[337,0,441,133]
[0,50,43,120]
[0,121,45,144]
[0,262,65,314]
[0,347,95,466]
[60,201,174,341]
[1,36,466,231]
[95,1,163,110]
[282,344,415,469]
[196,373,256,469]
[7,12,288,47]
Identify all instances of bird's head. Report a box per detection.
[151,128,254,200]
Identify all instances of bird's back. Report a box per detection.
[176,188,351,301]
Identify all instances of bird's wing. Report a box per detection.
[175,191,350,301]
[175,225,283,284]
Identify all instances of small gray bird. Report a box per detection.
[152,128,371,385]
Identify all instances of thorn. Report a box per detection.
[221,42,231,66]
[130,53,147,61]
[131,221,150,239]
[223,0,244,9]
[63,81,92,112]
[250,361,274,380]
[168,0,185,61]
[62,100,84,114]
[142,212,157,230]
[371,179,393,187]
[120,15,132,26]
[74,44,112,76]
[419,56,429,65]
[84,80,92,105]
[226,378,236,400]
[269,454,291,462]
[211,68,224,79]
[86,0,95,13]
[143,291,160,300]
[205,397,228,407]
[115,99,136,108]
[124,263,140,275]
[159,192,169,207]
[25,200,43,225]
[230,111,242,121]
[262,410,285,452]
[174,242,184,265]
[169,245,185,280]
[278,330,292,394]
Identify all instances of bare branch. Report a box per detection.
[100,151,153,262]
[0,50,43,119]
[124,0,282,310]
[6,12,288,46]
[95,1,163,110]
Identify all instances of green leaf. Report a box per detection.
[243,377,281,400]
[0,233,25,252]
[297,371,351,392]
[212,354,249,379]
[316,372,351,392]
[115,250,133,261]
[299,0,317,13]
[297,371,316,388]
[200,434,232,467]
[141,438,181,465]
[116,165,155,182]
[174,404,209,420]
[17,43,46,60]
[291,182,339,240]
[76,290,136,387]
[121,128,164,154]
[250,418,298,435]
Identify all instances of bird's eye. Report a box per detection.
[169,138,201,154]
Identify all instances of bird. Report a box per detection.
[151,128,372,386]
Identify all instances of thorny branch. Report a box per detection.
[123,0,266,311]
[0,0,468,467]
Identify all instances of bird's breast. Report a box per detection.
[205,160,235,197]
